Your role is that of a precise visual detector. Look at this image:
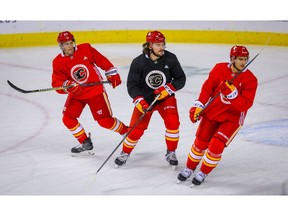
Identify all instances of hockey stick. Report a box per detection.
[7,80,110,94]
[95,94,161,174]
[196,38,270,119]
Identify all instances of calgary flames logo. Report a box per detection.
[70,64,89,83]
[145,70,166,89]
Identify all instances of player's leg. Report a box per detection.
[178,117,218,182]
[62,97,93,155]
[158,96,180,166]
[114,107,153,166]
[89,92,128,135]
[193,121,241,185]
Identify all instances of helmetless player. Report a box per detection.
[178,45,258,186]
[114,30,186,168]
[52,31,127,155]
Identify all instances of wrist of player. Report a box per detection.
[189,100,204,123]
[154,83,176,100]
[220,81,238,99]
[106,73,122,88]
[63,80,81,94]
[105,67,122,88]
[133,96,149,113]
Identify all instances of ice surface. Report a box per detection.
[0,44,287,214]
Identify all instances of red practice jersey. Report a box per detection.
[199,62,258,125]
[52,43,115,99]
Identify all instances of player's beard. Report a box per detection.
[151,48,164,58]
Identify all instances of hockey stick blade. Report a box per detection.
[7,80,109,94]
[7,80,71,93]
[7,80,27,93]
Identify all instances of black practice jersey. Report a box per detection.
[127,50,186,104]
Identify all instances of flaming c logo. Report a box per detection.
[70,64,89,83]
[145,70,166,89]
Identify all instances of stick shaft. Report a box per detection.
[7,80,109,94]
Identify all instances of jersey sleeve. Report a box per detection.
[230,72,258,112]
[51,58,69,94]
[198,64,221,104]
[127,58,142,99]
[89,44,115,71]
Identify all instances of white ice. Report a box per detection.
[0,44,288,213]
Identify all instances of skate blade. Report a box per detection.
[115,163,127,168]
[177,178,187,184]
[190,183,196,188]
[114,163,124,168]
[171,165,177,170]
[190,183,201,188]
[71,150,95,157]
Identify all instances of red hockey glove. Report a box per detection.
[189,100,205,123]
[133,96,149,113]
[105,67,121,89]
[107,73,122,89]
[64,80,81,94]
[220,81,238,99]
[154,83,176,100]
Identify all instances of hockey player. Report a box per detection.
[114,30,186,168]
[177,45,258,186]
[52,31,127,155]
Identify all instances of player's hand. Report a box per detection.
[64,80,81,94]
[107,73,122,89]
[154,83,176,100]
[105,67,121,89]
[220,81,238,99]
[133,96,149,113]
[189,100,205,123]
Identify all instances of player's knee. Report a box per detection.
[194,137,209,150]
[128,127,145,140]
[62,115,77,128]
[97,116,114,128]
[209,137,225,154]
[164,114,180,129]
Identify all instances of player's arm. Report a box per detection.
[52,60,81,94]
[52,60,68,94]
[198,67,219,104]
[90,45,122,88]
[189,64,220,121]
[154,55,186,100]
[127,58,143,99]
[127,58,150,113]
[227,77,258,111]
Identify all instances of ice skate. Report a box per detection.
[191,171,207,187]
[177,167,194,183]
[165,150,178,169]
[114,151,130,167]
[71,134,94,156]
